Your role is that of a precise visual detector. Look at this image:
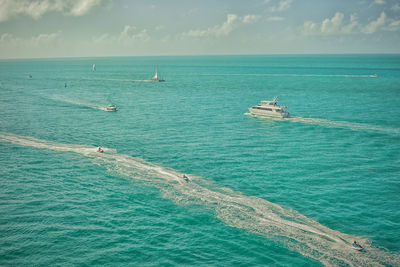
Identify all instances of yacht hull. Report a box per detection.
[249,108,290,118]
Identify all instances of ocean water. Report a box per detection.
[0,54,399,266]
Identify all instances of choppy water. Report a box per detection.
[1,55,399,266]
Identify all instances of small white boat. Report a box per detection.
[249,96,290,118]
[149,67,165,82]
[106,104,117,111]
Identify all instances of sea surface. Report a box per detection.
[0,55,399,266]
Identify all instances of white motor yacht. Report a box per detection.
[249,97,290,118]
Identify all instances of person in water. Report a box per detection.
[97,147,104,153]
[183,174,189,182]
[353,241,363,248]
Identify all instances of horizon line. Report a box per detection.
[1,52,400,61]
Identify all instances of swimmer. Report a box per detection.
[97,147,104,153]
[352,241,363,250]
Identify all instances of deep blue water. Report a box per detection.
[1,55,400,266]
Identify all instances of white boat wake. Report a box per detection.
[51,97,113,111]
[1,132,399,266]
[90,78,155,82]
[288,117,399,134]
[245,113,399,134]
[202,73,378,78]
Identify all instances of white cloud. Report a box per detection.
[93,25,150,45]
[155,25,165,31]
[0,0,102,22]
[68,0,101,16]
[119,25,150,43]
[373,0,385,5]
[267,16,285,21]
[0,33,20,44]
[242,14,260,24]
[391,3,400,11]
[302,11,399,36]
[362,11,386,34]
[182,14,260,38]
[302,21,318,35]
[302,12,358,36]
[0,31,61,47]
[385,19,400,31]
[342,14,358,34]
[268,0,292,12]
[31,32,61,46]
[320,12,345,34]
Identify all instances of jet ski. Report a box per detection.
[352,242,363,251]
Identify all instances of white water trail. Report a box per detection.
[1,132,399,266]
[288,117,399,134]
[51,96,112,111]
[90,78,153,82]
[201,73,378,78]
[245,113,399,134]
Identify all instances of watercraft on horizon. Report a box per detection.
[148,67,165,82]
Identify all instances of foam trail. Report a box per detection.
[245,113,399,134]
[288,117,399,134]
[51,96,112,111]
[201,73,378,78]
[90,78,153,82]
[1,132,399,266]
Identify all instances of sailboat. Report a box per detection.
[92,64,96,72]
[149,67,165,82]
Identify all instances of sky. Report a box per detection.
[0,0,399,59]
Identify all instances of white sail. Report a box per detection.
[92,64,96,71]
[149,67,165,82]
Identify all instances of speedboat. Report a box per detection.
[249,96,290,118]
[106,104,117,111]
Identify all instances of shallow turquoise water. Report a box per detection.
[0,55,400,266]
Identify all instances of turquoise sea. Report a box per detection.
[0,55,399,266]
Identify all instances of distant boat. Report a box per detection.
[149,67,165,82]
[92,64,96,72]
[249,96,290,118]
[106,104,117,111]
